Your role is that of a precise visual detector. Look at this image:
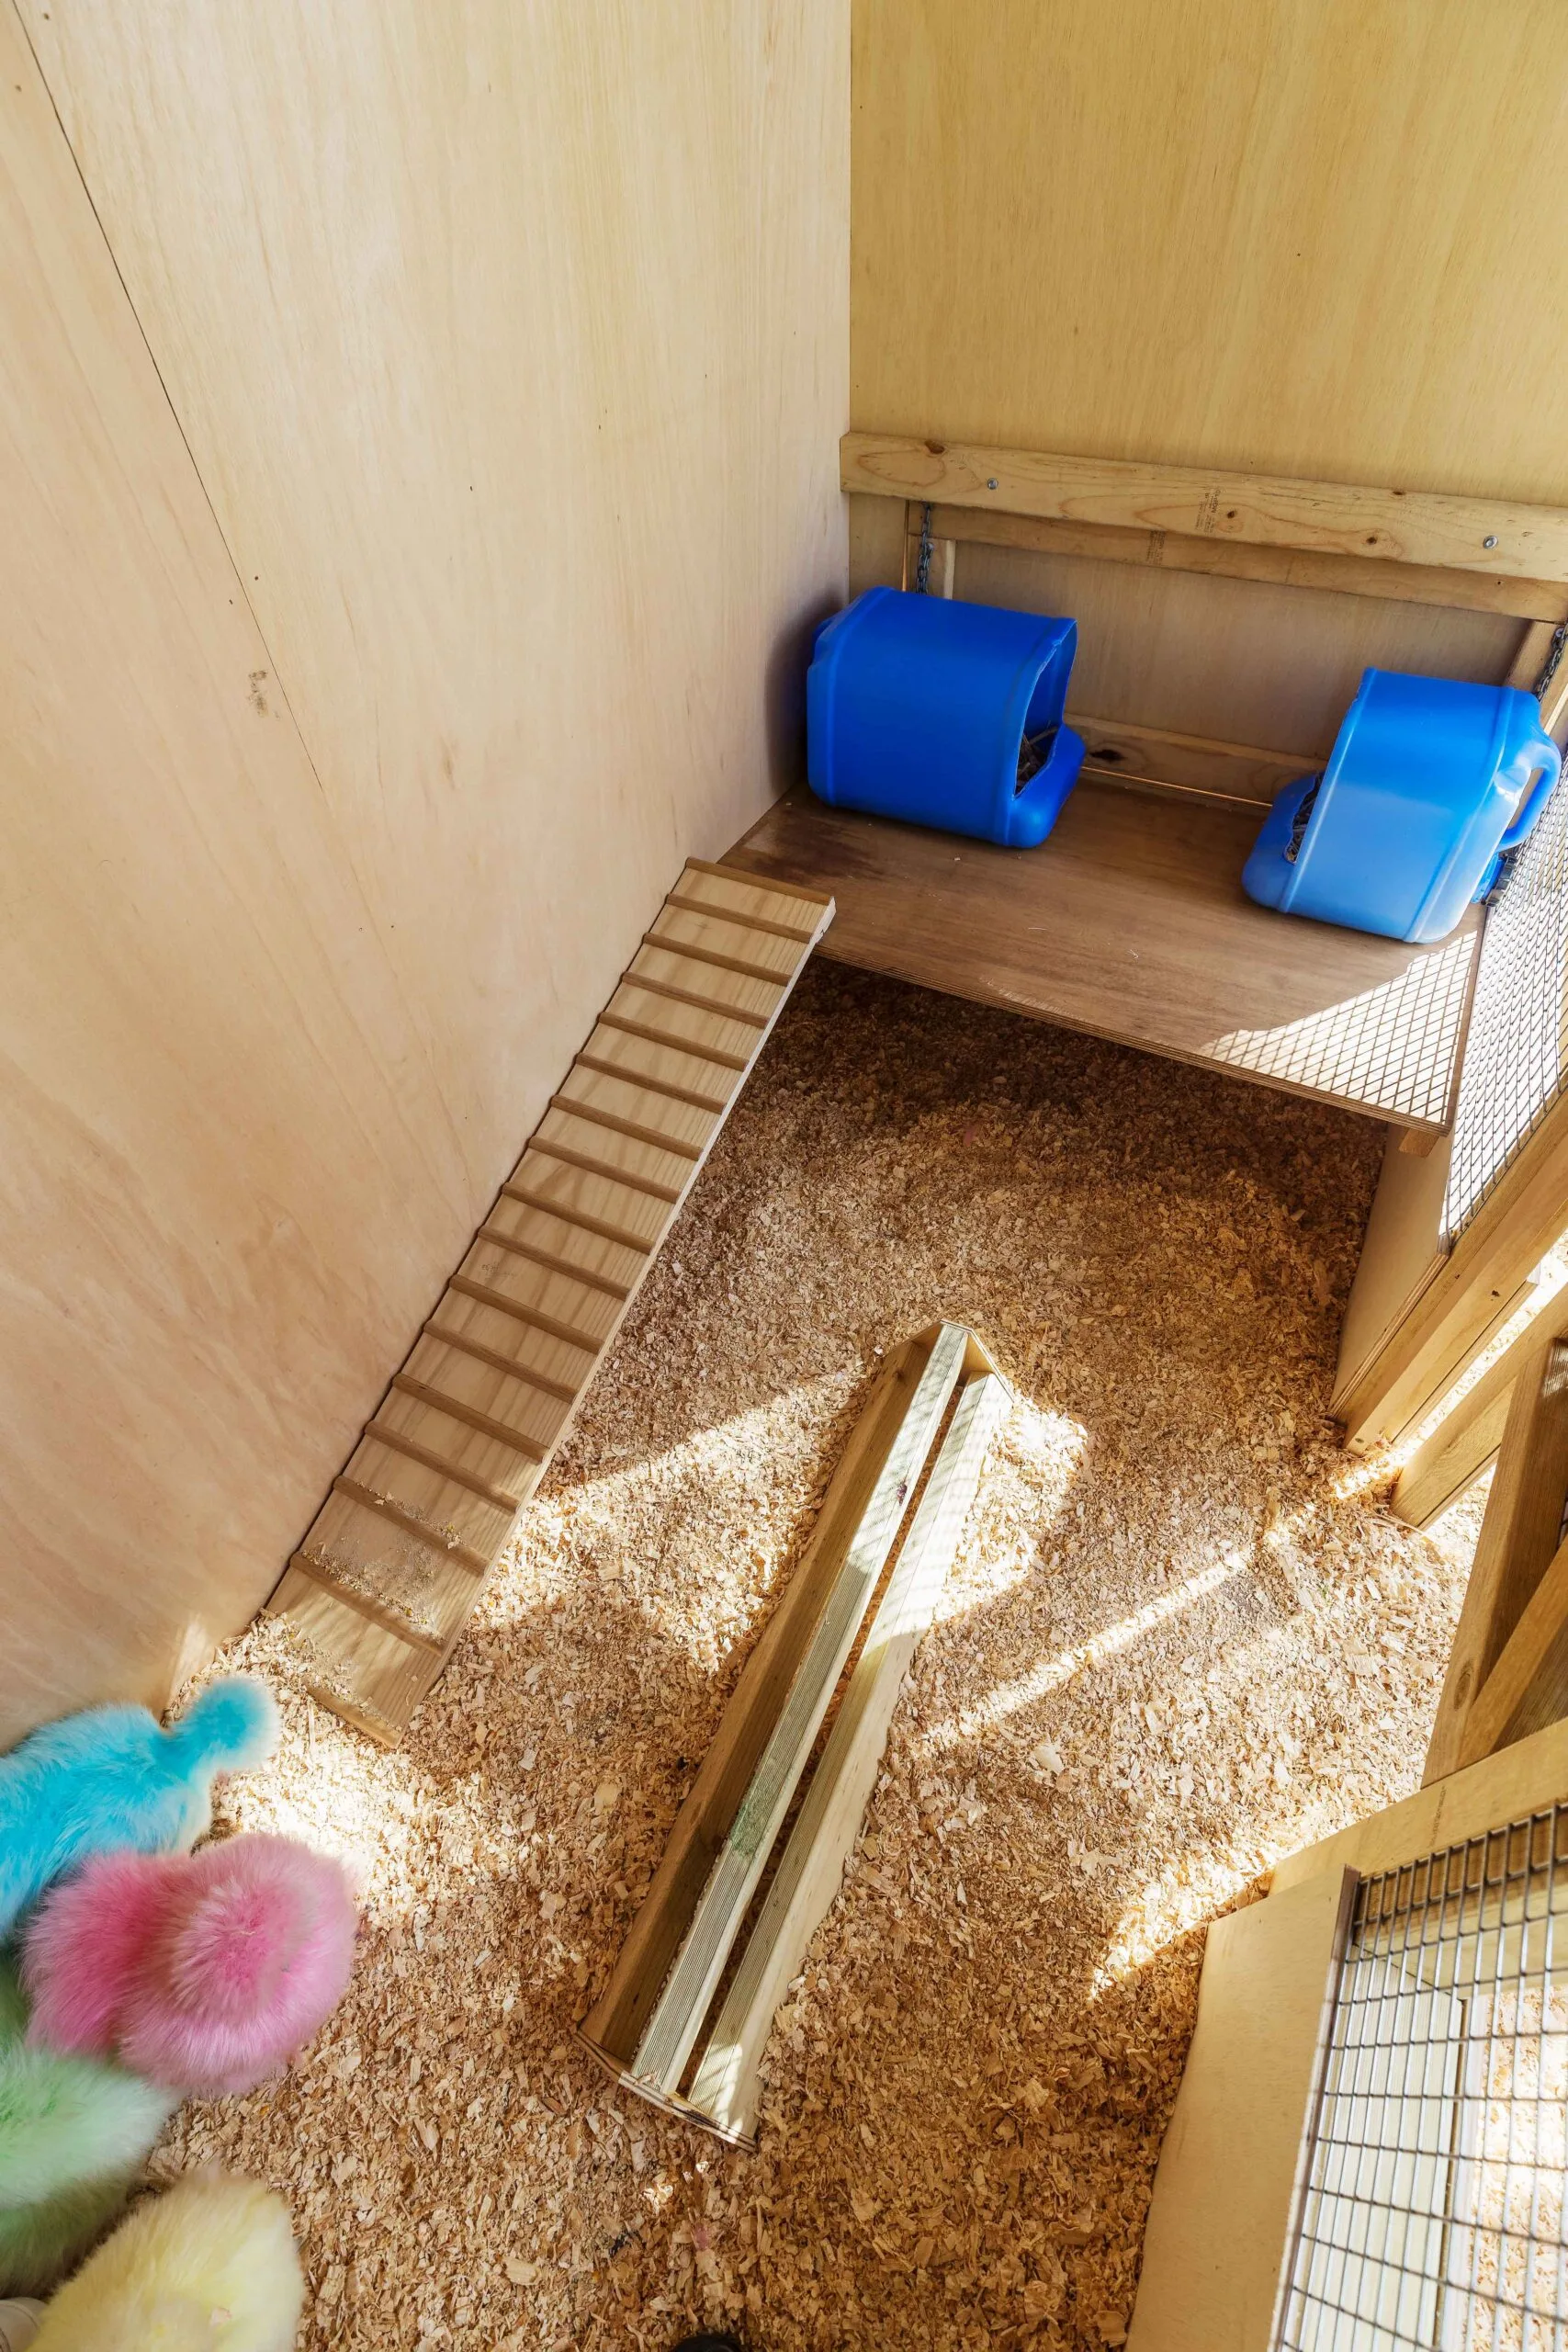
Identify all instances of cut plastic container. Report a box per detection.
[807,585,1086,849]
[1242,668,1561,944]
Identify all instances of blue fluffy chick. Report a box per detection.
[0,1679,278,1940]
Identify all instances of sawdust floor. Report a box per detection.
[164,961,1484,2352]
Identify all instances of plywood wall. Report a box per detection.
[850,0,1568,744]
[0,0,846,1745]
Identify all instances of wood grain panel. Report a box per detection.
[0,0,846,1742]
[0,2,474,1744]
[851,0,1568,743]
[19,1,848,1211]
[852,0,1568,499]
[850,501,1517,759]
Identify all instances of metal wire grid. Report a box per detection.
[1279,1807,1568,2352]
[1206,924,1477,1127]
[1443,772,1568,1249]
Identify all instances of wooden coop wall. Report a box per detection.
[0,0,848,1745]
[849,0,1568,751]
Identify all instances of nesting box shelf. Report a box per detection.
[723,773,1479,1132]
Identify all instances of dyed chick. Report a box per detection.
[0,1680,278,1940]
[29,2174,302,2352]
[23,1835,357,2098]
[0,1962,172,2296]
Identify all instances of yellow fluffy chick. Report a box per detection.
[31,2174,301,2352]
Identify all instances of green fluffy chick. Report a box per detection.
[0,1961,172,2294]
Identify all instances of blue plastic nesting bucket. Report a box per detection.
[806,586,1086,849]
[1242,669,1561,943]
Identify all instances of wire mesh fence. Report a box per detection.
[1279,1806,1568,2351]
[1443,769,1568,1250]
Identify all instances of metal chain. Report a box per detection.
[1534,619,1568,700]
[915,501,934,595]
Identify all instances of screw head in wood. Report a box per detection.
[987,477,998,490]
[1484,535,1498,548]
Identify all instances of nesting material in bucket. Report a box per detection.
[807,586,1086,849]
[1243,669,1562,944]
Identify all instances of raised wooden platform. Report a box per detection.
[723,780,1480,1131]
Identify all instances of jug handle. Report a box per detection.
[1500,732,1562,851]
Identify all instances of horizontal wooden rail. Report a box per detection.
[389,1374,548,1460]
[526,1136,682,1204]
[547,1091,703,1162]
[419,1321,579,1402]
[284,1553,444,1653]
[665,891,815,945]
[362,1419,522,1511]
[499,1181,653,1255]
[622,970,771,1030]
[573,1051,728,1117]
[898,497,1568,624]
[594,1010,749,1072]
[843,431,1568,587]
[475,1222,632,1300]
[643,929,788,987]
[329,1477,491,1576]
[446,1272,602,1353]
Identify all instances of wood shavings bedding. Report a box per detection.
[155,962,1478,2350]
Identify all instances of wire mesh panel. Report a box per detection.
[1443,773,1568,1248]
[1280,1807,1568,2351]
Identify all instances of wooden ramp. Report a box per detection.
[723,780,1478,1133]
[266,860,834,1741]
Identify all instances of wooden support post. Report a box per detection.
[1389,1261,1568,1526]
[1336,1094,1568,1454]
[1390,1355,1515,1530]
[1424,1316,1568,1781]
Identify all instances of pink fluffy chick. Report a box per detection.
[24,1835,357,2098]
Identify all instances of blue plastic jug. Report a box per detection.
[807,586,1086,849]
[1242,669,1561,944]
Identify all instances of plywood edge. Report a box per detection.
[1126,1870,1355,2352]
[1270,1713,1568,1898]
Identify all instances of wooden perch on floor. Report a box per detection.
[689,1361,1011,2143]
[577,1322,1010,2148]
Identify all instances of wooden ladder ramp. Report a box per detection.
[265,860,834,1742]
[577,1320,1010,2149]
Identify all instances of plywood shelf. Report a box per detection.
[722,780,1479,1132]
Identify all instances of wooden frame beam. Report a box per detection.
[1389,1348,1517,1530]
[892,497,1568,622]
[1425,1316,1568,1781]
[844,432,1568,591]
[1337,1093,1568,1452]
